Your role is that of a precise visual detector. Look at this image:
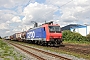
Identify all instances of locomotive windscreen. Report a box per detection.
[49,26,61,33]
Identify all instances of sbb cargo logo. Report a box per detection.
[27,31,35,39]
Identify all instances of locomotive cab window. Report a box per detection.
[49,26,61,33]
[44,27,45,31]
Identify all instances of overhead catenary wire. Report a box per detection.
[60,0,73,8]
[32,0,73,22]
[43,0,74,20]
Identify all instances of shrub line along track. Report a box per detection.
[6,41,71,60]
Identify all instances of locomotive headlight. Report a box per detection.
[59,36,62,38]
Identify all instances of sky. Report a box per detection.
[0,0,90,37]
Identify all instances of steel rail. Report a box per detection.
[15,42,72,60]
[9,42,46,60]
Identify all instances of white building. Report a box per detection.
[70,25,90,36]
[61,24,90,36]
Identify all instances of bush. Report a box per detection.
[86,33,90,42]
[62,30,73,41]
[62,30,87,42]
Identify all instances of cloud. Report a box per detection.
[45,0,90,26]
[74,0,89,6]
[6,31,10,34]
[0,23,9,29]
[0,9,22,37]
[0,0,36,37]
[1,0,90,37]
[12,16,21,23]
[0,0,35,8]
[22,2,58,25]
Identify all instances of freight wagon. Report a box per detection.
[10,33,21,41]
[21,31,26,40]
[4,36,10,40]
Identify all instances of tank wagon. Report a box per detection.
[26,21,62,46]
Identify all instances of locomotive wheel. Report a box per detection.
[39,41,45,46]
[49,42,54,47]
[28,40,32,43]
[38,41,40,45]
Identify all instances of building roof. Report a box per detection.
[61,24,86,31]
[69,24,86,28]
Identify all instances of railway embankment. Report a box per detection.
[0,39,31,60]
[8,40,87,60]
[1,39,90,60]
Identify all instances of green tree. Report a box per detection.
[0,36,2,39]
[62,30,87,42]
[86,33,90,42]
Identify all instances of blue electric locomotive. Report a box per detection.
[26,21,62,46]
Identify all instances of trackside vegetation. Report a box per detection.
[62,30,90,44]
[0,36,2,39]
[0,39,25,60]
[62,30,90,59]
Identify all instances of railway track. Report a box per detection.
[10,43,46,60]
[7,41,71,60]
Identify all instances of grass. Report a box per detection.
[0,39,25,60]
[63,40,90,59]
[63,40,90,46]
